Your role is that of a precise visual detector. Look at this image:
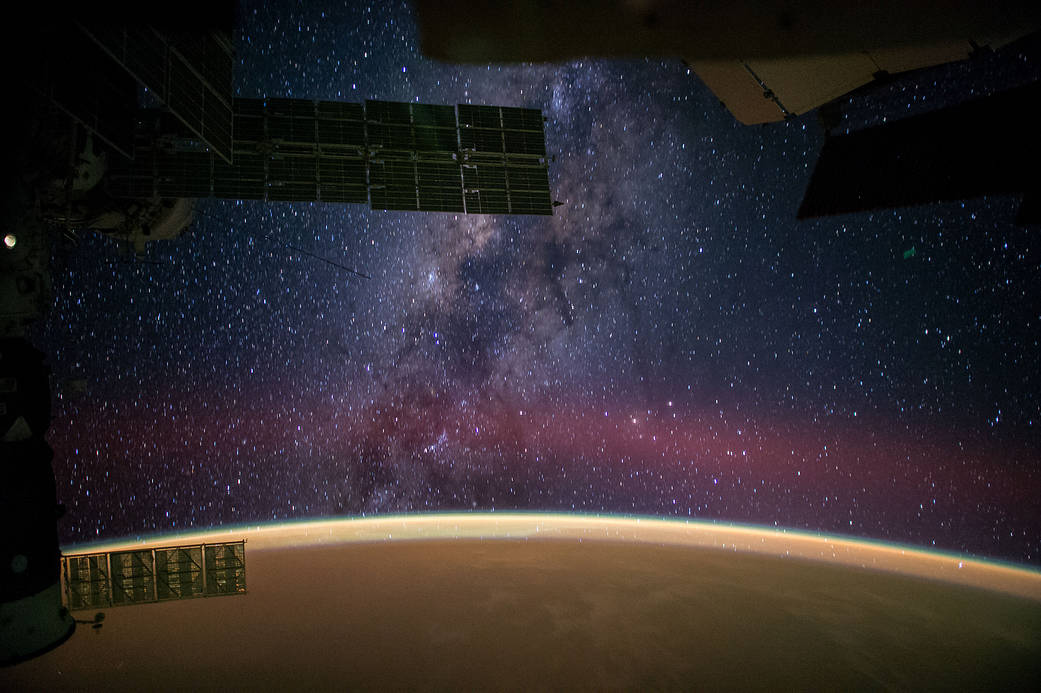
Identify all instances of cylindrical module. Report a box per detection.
[0,338,74,666]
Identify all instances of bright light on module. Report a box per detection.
[3,233,15,249]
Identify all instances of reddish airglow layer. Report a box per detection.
[48,382,1041,562]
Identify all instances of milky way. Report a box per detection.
[39,3,1041,563]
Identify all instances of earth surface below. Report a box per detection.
[4,514,1040,690]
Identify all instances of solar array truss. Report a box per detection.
[108,99,553,215]
[62,540,246,611]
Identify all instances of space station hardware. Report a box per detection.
[62,540,247,610]
[106,98,552,215]
[13,12,554,275]
[414,0,1041,125]
[32,21,553,224]
[0,339,73,666]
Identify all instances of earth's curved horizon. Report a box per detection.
[5,514,1040,690]
[64,513,1041,601]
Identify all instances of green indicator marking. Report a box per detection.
[903,246,916,260]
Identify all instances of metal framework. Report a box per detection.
[108,98,554,215]
[80,24,235,162]
[62,540,246,610]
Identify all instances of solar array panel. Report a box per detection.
[204,542,247,595]
[458,104,503,129]
[319,156,368,203]
[81,25,235,162]
[457,103,550,213]
[459,104,546,157]
[369,157,419,210]
[214,152,265,200]
[63,541,246,610]
[417,158,465,212]
[506,166,554,215]
[110,550,155,606]
[155,545,204,600]
[64,553,111,611]
[459,157,553,215]
[109,99,552,215]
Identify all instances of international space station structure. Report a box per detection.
[1,9,553,667]
[414,0,1041,222]
[21,21,553,264]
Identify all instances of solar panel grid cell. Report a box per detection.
[464,189,510,214]
[500,107,543,131]
[371,190,420,210]
[166,56,204,132]
[505,166,550,190]
[418,188,464,212]
[120,27,167,101]
[463,164,506,189]
[412,103,456,128]
[155,151,212,197]
[413,127,458,152]
[267,182,318,201]
[234,114,265,143]
[460,129,505,153]
[367,123,414,150]
[416,161,461,186]
[507,190,553,215]
[366,99,412,124]
[316,101,364,121]
[214,152,265,199]
[317,119,365,148]
[110,550,155,606]
[458,104,502,128]
[503,130,546,156]
[268,155,316,183]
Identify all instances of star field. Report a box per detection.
[39,3,1041,563]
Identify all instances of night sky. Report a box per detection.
[38,3,1041,564]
